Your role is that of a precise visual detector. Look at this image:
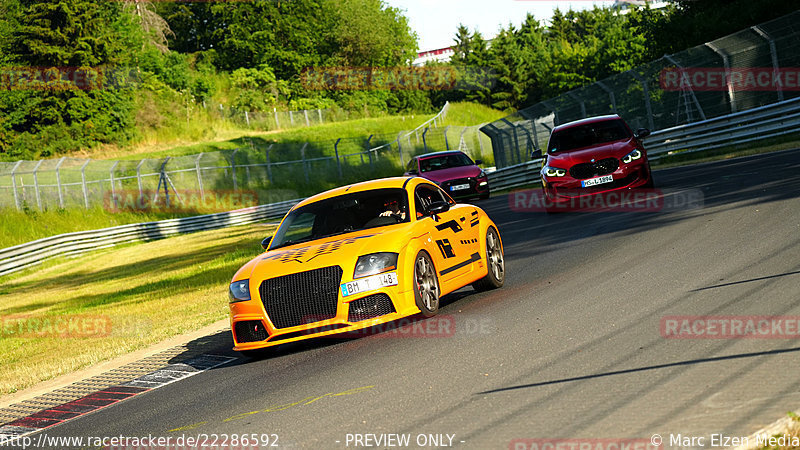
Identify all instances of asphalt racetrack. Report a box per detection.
[24,149,800,449]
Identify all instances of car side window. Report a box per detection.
[438,186,457,205]
[414,184,446,218]
[406,158,418,174]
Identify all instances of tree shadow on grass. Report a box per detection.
[2,226,266,295]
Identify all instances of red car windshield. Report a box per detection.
[419,153,474,173]
[547,120,631,153]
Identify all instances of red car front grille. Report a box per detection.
[569,158,619,179]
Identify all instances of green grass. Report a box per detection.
[83,102,506,162]
[440,102,507,127]
[0,223,273,396]
[91,112,437,161]
[0,207,199,249]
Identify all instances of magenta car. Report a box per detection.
[404,151,490,200]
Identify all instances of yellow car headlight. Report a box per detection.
[229,280,251,303]
[354,253,398,279]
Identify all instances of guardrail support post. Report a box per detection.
[109,160,119,209]
[518,111,541,151]
[752,25,784,102]
[596,81,617,114]
[334,139,343,179]
[663,54,707,122]
[396,132,405,167]
[10,160,22,210]
[80,159,91,210]
[266,145,274,183]
[318,109,323,124]
[231,149,239,191]
[55,157,66,209]
[365,135,374,168]
[541,100,559,126]
[32,160,44,211]
[422,128,429,152]
[290,110,294,126]
[136,159,145,198]
[566,92,587,119]
[195,153,205,202]
[300,143,309,184]
[274,108,280,128]
[706,42,737,113]
[627,71,656,130]
[500,119,522,165]
[444,126,451,150]
[304,110,310,127]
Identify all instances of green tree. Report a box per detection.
[0,0,22,65]
[0,0,143,159]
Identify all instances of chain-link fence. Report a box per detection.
[482,11,800,168]
[0,102,495,211]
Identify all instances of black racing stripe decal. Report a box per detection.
[402,177,415,189]
[435,220,463,233]
[439,252,481,276]
[470,210,479,227]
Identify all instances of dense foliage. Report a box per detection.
[442,0,800,112]
[0,0,796,160]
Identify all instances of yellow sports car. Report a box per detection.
[228,177,505,355]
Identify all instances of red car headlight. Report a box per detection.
[544,166,567,177]
[622,149,643,164]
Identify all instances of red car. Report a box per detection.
[404,151,490,200]
[535,115,653,210]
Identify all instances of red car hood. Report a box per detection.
[417,165,482,184]
[547,139,637,167]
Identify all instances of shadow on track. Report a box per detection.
[476,346,800,395]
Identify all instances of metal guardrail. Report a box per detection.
[487,96,800,192]
[645,96,800,161]
[0,199,301,277]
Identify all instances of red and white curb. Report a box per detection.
[0,354,235,444]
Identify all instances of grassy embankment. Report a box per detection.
[0,223,274,396]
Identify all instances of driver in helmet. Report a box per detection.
[379,198,406,221]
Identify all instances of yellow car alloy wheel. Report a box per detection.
[414,250,440,317]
